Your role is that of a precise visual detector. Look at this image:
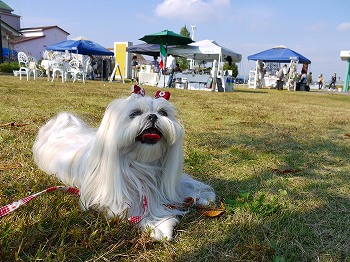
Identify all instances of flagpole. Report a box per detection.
[159,37,168,88]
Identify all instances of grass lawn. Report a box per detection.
[1,75,349,261]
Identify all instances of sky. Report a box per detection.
[7,0,350,81]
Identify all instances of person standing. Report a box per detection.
[151,55,160,73]
[276,67,284,90]
[88,55,96,80]
[166,55,176,87]
[329,73,337,90]
[174,63,182,73]
[306,72,313,91]
[131,55,138,82]
[318,73,324,89]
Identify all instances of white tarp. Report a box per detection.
[168,39,242,62]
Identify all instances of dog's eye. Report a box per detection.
[158,109,168,117]
[130,110,142,118]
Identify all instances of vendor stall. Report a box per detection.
[247,46,311,90]
[157,73,235,92]
[172,73,210,91]
[137,65,159,86]
[168,39,242,92]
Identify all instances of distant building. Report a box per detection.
[14,26,70,60]
[0,0,69,61]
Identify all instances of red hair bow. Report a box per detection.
[131,85,145,96]
[155,90,171,100]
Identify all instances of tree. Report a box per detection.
[180,25,190,38]
[223,62,238,77]
[177,25,190,70]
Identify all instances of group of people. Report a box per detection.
[275,64,289,90]
[131,54,182,87]
[294,70,313,91]
[317,73,337,90]
[275,64,313,91]
[275,63,337,92]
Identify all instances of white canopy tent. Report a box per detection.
[163,40,242,92]
[168,39,242,67]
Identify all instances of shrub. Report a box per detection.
[0,62,20,73]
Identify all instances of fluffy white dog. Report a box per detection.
[33,87,215,240]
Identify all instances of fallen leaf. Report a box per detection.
[0,122,15,127]
[272,168,301,174]
[344,133,350,138]
[183,197,194,207]
[220,199,225,209]
[0,162,23,171]
[198,208,225,217]
[0,122,28,127]
[196,199,226,218]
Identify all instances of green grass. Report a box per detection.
[1,75,349,261]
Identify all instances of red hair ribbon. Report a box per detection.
[131,85,145,96]
[155,90,170,100]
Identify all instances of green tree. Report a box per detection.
[223,62,238,77]
[180,25,190,38]
[177,25,191,70]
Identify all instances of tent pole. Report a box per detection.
[164,44,167,88]
[0,15,3,64]
[343,59,350,92]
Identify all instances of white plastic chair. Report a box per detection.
[17,52,29,80]
[42,50,49,60]
[17,52,38,81]
[51,61,69,83]
[28,56,38,80]
[69,59,85,83]
[83,57,92,82]
[51,51,64,61]
[64,50,71,61]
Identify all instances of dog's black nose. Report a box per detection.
[147,114,158,123]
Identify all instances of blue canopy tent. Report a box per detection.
[248,46,311,64]
[46,39,113,56]
[126,43,162,57]
[2,47,18,56]
[2,48,18,59]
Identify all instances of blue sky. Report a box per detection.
[8,0,350,81]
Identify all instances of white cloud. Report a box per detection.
[337,22,350,31]
[154,0,232,22]
[304,22,328,32]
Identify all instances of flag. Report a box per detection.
[159,41,166,70]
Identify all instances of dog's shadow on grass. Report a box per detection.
[174,130,350,261]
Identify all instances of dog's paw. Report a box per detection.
[144,217,179,241]
[195,191,216,206]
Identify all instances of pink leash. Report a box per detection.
[0,186,147,224]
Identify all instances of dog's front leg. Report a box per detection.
[141,217,179,241]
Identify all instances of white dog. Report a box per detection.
[33,86,215,240]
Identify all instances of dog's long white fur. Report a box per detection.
[33,94,215,240]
